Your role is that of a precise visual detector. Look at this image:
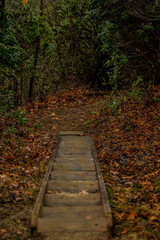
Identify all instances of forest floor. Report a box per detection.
[0,88,160,240]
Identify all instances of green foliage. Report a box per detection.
[120,117,133,132]
[106,52,128,89]
[1,0,160,115]
[0,0,55,111]
[129,76,144,101]
[3,127,17,135]
[13,107,28,127]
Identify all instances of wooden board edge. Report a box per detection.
[59,131,84,136]
[88,136,112,227]
[31,135,60,229]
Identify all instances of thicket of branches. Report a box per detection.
[0,0,160,112]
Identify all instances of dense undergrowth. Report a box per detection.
[1,0,160,111]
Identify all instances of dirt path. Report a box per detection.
[38,91,102,133]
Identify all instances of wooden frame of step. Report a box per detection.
[31,136,60,229]
[88,136,112,227]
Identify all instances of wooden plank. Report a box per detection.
[31,136,60,228]
[88,136,112,227]
[45,232,108,240]
[44,193,102,207]
[56,155,93,159]
[37,217,107,232]
[50,171,97,181]
[47,180,99,193]
[55,156,94,162]
[59,131,84,136]
[55,158,94,165]
[40,206,105,218]
[58,147,89,151]
[57,152,92,157]
[52,162,95,171]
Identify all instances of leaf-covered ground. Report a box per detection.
[0,88,160,239]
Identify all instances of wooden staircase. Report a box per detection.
[31,131,112,240]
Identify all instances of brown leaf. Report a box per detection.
[79,190,88,195]
[149,215,160,222]
[86,215,93,219]
[114,212,125,221]
[121,227,128,234]
[0,229,6,236]
[127,211,137,220]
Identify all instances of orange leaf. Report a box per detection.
[0,229,6,236]
[127,211,137,220]
[121,227,128,234]
[114,212,125,221]
[149,216,160,222]
[23,0,28,5]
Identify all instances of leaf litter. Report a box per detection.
[0,88,160,239]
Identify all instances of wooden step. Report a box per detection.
[45,232,108,240]
[47,180,99,193]
[44,193,102,207]
[59,131,84,136]
[50,171,97,181]
[58,147,90,151]
[37,217,107,233]
[54,159,94,165]
[57,153,92,158]
[40,206,105,218]
[58,150,91,155]
[52,162,95,171]
[55,156,94,162]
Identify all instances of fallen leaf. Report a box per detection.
[80,190,88,195]
[52,126,58,130]
[47,191,53,194]
[114,212,125,221]
[116,196,127,203]
[0,229,6,236]
[121,227,128,234]
[127,211,137,220]
[149,215,160,222]
[86,215,93,219]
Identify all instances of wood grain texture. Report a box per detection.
[44,193,102,207]
[52,162,95,171]
[40,206,105,218]
[38,217,107,232]
[45,232,108,240]
[47,180,99,193]
[59,131,84,136]
[50,171,97,181]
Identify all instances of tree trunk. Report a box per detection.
[28,0,43,101]
[28,38,40,100]
[0,0,5,25]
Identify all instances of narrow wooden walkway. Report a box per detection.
[31,131,112,240]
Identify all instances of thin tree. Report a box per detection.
[28,0,44,100]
